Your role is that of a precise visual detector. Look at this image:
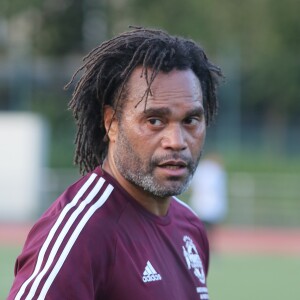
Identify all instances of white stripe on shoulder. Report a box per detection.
[38,184,114,299]
[14,173,99,300]
[173,196,198,217]
[24,177,107,300]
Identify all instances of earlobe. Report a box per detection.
[103,105,118,142]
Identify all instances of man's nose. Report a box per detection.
[161,124,187,151]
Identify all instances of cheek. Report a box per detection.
[120,125,155,157]
[190,128,206,150]
[126,120,161,146]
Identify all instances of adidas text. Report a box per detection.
[142,274,162,282]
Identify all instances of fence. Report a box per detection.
[228,172,300,227]
[41,168,300,228]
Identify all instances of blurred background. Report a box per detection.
[1,0,299,299]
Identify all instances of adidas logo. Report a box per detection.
[142,261,162,283]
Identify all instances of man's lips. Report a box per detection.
[158,160,187,168]
[156,160,188,177]
[155,159,191,178]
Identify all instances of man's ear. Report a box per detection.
[103,105,118,142]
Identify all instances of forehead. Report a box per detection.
[124,67,203,110]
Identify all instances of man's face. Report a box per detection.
[110,67,206,198]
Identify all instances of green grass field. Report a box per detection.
[1,246,299,299]
[1,246,22,299]
[208,254,300,299]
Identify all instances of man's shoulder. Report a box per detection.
[21,168,130,265]
[34,168,130,244]
[56,167,126,209]
[172,197,198,217]
[171,197,206,229]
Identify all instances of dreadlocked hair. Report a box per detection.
[66,27,223,175]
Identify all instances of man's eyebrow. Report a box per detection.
[185,107,205,117]
[142,106,204,117]
[143,107,171,116]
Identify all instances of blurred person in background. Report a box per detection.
[7,27,222,300]
[189,153,228,252]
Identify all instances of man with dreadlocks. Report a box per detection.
[8,27,222,300]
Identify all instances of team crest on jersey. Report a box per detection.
[182,235,206,284]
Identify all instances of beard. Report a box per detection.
[113,126,202,198]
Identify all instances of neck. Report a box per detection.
[102,157,171,216]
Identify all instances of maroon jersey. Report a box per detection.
[8,167,210,300]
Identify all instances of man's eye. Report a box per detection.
[184,117,200,125]
[148,118,163,126]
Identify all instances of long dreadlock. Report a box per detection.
[66,27,223,174]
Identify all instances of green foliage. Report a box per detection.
[2,0,300,167]
[1,0,83,56]
[0,0,42,17]
[3,0,300,112]
[33,1,84,56]
[125,0,300,117]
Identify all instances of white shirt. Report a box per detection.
[189,159,227,223]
